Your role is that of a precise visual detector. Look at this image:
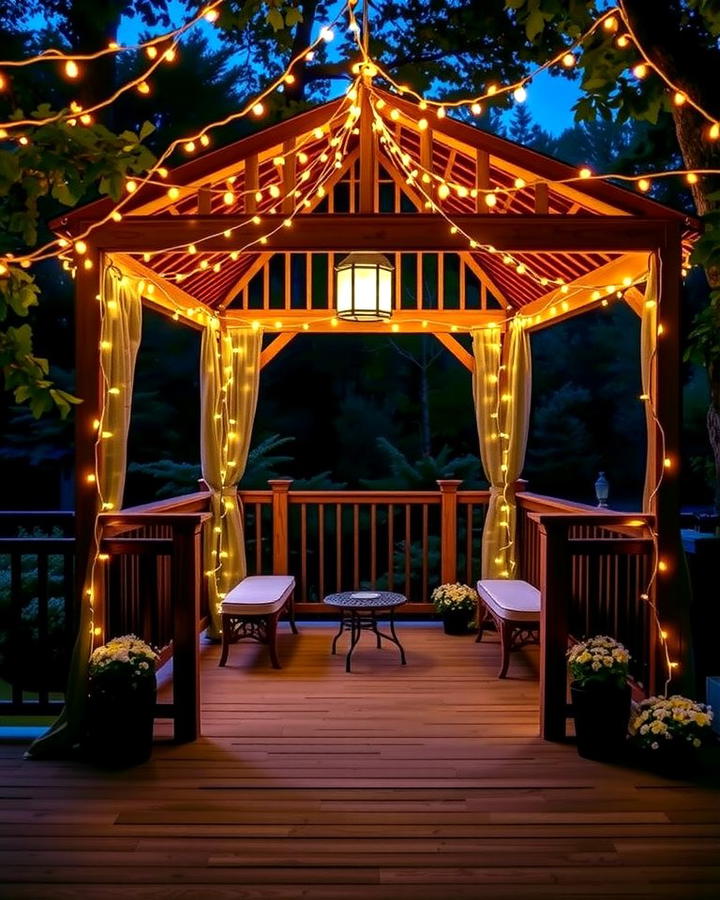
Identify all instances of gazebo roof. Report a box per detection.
[56,87,695,329]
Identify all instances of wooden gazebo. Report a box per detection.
[52,82,691,744]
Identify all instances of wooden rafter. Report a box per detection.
[112,253,213,327]
[522,253,650,332]
[218,147,361,311]
[624,285,646,317]
[260,333,296,368]
[433,333,474,371]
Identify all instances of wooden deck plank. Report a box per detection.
[1,624,718,899]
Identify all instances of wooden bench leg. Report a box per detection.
[475,603,490,643]
[498,620,511,679]
[267,612,281,669]
[218,614,231,667]
[288,590,299,635]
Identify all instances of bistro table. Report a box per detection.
[322,591,407,673]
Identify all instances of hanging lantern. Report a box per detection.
[335,252,394,321]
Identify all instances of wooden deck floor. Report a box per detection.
[1,623,719,899]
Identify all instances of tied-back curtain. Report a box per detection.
[29,263,142,758]
[472,319,532,579]
[201,324,262,636]
[641,254,659,512]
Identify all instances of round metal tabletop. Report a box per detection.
[322,591,407,610]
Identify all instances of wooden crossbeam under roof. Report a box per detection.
[55,86,694,333]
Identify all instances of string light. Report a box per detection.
[12,1,352,270]
[0,0,224,132]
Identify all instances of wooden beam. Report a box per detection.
[521,253,649,332]
[111,254,212,327]
[86,215,675,254]
[624,284,645,317]
[222,308,505,332]
[282,139,295,215]
[433,333,474,371]
[245,154,259,214]
[260,333,296,368]
[359,84,375,213]
[197,188,212,215]
[476,150,490,214]
[534,182,549,214]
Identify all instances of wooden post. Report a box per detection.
[245,154,259,214]
[537,516,572,741]
[74,245,103,631]
[269,479,292,575]
[437,480,462,584]
[359,82,375,213]
[654,225,687,693]
[172,516,205,743]
[282,139,295,215]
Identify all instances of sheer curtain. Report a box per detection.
[200,324,262,637]
[29,262,142,757]
[472,319,532,579]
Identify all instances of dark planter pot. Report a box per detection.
[442,611,473,636]
[86,675,157,768]
[570,680,631,761]
[629,742,705,779]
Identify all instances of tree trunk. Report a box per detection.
[283,0,320,104]
[65,0,124,121]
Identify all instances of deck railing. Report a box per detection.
[517,494,655,739]
[1,485,657,738]
[0,511,76,714]
[240,480,490,611]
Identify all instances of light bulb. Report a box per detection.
[562,53,575,68]
[513,86,527,103]
[64,60,79,79]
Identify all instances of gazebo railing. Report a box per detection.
[239,480,490,611]
[1,487,657,732]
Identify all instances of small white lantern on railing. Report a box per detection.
[335,252,394,321]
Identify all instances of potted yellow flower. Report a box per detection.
[431,583,478,635]
[567,635,631,760]
[86,634,158,767]
[629,695,714,774]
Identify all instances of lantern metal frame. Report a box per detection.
[334,252,394,322]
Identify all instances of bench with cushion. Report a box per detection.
[219,575,297,670]
[476,579,541,678]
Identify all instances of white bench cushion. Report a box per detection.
[221,575,295,616]
[477,579,541,623]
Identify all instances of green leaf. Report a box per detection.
[139,120,155,142]
[284,6,303,26]
[525,8,546,40]
[267,7,284,30]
